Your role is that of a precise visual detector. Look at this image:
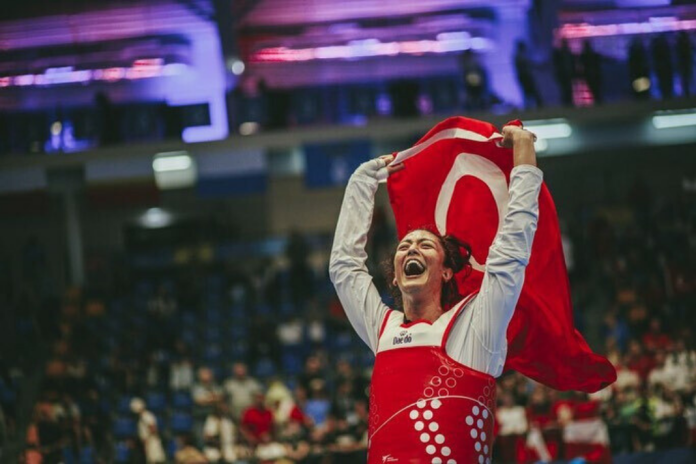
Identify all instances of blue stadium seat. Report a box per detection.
[205,273,225,291]
[284,378,297,391]
[253,357,276,379]
[181,311,197,326]
[335,352,356,365]
[79,446,95,464]
[62,446,75,464]
[114,442,131,463]
[230,341,249,358]
[116,396,132,414]
[113,417,137,438]
[182,329,197,345]
[212,365,226,383]
[331,331,353,351]
[172,391,193,410]
[256,304,273,316]
[167,438,178,460]
[135,280,155,297]
[204,344,222,363]
[170,412,193,433]
[229,324,247,340]
[204,327,222,342]
[205,308,223,323]
[281,353,303,376]
[160,278,175,293]
[230,304,246,320]
[360,350,375,368]
[145,392,166,413]
[0,383,16,404]
[280,302,295,316]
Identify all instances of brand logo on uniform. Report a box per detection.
[382,455,398,462]
[392,330,412,345]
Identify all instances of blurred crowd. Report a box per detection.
[20,232,375,464]
[13,175,694,464]
[487,180,695,463]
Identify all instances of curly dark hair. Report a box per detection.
[382,228,473,313]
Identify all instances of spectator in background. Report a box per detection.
[254,432,287,463]
[203,402,236,463]
[651,34,674,99]
[35,404,62,464]
[614,354,641,393]
[626,340,655,383]
[331,380,357,425]
[665,339,696,394]
[650,385,684,450]
[388,79,421,118]
[175,434,208,464]
[266,379,307,428]
[459,49,489,111]
[241,392,274,445]
[170,355,194,391]
[628,38,651,99]
[286,231,314,309]
[603,311,630,353]
[648,351,673,391]
[94,92,119,146]
[514,40,543,109]
[334,359,367,401]
[676,31,693,96]
[298,356,326,400]
[148,284,177,318]
[250,315,280,367]
[22,237,47,296]
[553,39,576,107]
[259,79,291,130]
[495,392,528,463]
[580,40,603,105]
[224,362,262,420]
[642,318,672,353]
[192,368,224,447]
[277,316,304,350]
[131,398,165,464]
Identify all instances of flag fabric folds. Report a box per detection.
[386,116,616,392]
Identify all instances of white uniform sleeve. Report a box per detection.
[446,164,543,377]
[329,159,391,353]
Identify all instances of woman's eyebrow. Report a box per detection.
[416,238,436,244]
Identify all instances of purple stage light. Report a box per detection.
[0,60,186,89]
[558,17,696,39]
[249,35,492,63]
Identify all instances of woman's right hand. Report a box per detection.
[355,155,404,183]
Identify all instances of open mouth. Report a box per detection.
[404,259,426,277]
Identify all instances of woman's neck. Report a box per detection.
[403,295,443,323]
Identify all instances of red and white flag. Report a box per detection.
[387,116,616,392]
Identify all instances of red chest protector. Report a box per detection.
[368,296,496,464]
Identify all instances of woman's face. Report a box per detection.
[393,229,452,300]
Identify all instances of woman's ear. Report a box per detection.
[443,269,453,282]
[393,278,398,287]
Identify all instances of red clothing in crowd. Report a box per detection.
[241,406,273,441]
[626,354,656,381]
[642,332,672,352]
[289,405,307,425]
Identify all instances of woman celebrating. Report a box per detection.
[329,123,542,463]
